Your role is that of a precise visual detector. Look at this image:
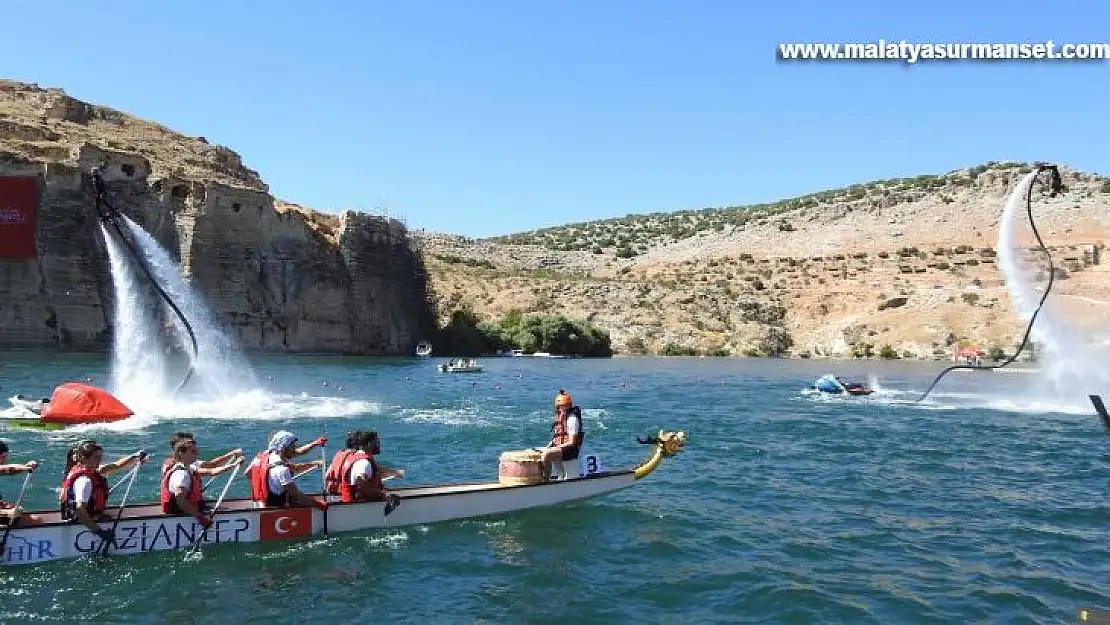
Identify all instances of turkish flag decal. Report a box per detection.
[260,507,313,541]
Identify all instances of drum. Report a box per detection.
[498,449,546,486]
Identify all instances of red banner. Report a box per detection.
[0,176,38,259]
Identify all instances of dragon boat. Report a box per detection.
[0,431,686,567]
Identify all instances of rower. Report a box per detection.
[0,440,40,527]
[538,389,584,480]
[324,430,362,497]
[341,431,405,503]
[59,440,146,544]
[247,431,325,509]
[159,439,239,527]
[161,431,244,476]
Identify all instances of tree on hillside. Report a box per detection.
[435,308,612,357]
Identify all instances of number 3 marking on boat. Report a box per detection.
[582,454,601,475]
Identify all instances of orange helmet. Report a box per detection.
[554,389,572,408]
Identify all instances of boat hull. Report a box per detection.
[1,470,636,567]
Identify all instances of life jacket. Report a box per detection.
[248,451,289,507]
[325,449,358,495]
[161,457,175,475]
[159,461,202,514]
[337,451,384,503]
[552,405,584,448]
[60,465,109,519]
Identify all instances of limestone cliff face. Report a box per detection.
[0,80,434,354]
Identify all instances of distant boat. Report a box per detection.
[415,341,433,357]
[439,358,484,373]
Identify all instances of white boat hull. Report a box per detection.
[0,430,687,567]
[1,471,634,566]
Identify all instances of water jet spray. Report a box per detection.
[916,163,1061,404]
[90,168,199,396]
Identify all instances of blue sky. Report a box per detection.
[3,1,1107,237]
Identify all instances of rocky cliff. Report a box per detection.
[0,79,434,354]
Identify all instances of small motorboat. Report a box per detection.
[415,341,433,357]
[439,358,484,373]
[812,374,873,396]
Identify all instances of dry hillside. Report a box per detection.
[417,163,1110,359]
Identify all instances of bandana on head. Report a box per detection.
[267,431,297,453]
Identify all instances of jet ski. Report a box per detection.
[812,374,873,396]
[4,394,49,417]
[0,384,133,429]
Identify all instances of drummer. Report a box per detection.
[537,389,584,478]
[0,440,40,526]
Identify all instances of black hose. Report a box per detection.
[916,164,1062,403]
[91,170,198,395]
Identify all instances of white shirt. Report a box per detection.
[265,452,294,495]
[566,413,581,437]
[349,458,374,485]
[168,468,192,493]
[72,476,93,504]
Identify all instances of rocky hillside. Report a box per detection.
[4,78,1105,361]
[418,163,1110,359]
[0,79,434,354]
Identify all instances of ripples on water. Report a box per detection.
[1,353,1109,623]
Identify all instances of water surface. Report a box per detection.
[0,352,1107,624]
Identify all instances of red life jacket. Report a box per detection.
[248,451,289,506]
[338,451,383,503]
[325,449,357,495]
[552,406,584,447]
[159,462,202,514]
[248,451,271,503]
[60,465,109,516]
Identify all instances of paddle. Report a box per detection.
[292,465,320,481]
[107,471,138,495]
[184,458,244,561]
[98,451,147,557]
[0,468,35,558]
[319,437,329,535]
[1091,395,1110,433]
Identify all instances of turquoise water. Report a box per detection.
[1,351,1108,624]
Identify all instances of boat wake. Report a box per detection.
[396,404,610,430]
[863,387,1095,416]
[45,389,380,434]
[799,371,1094,416]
